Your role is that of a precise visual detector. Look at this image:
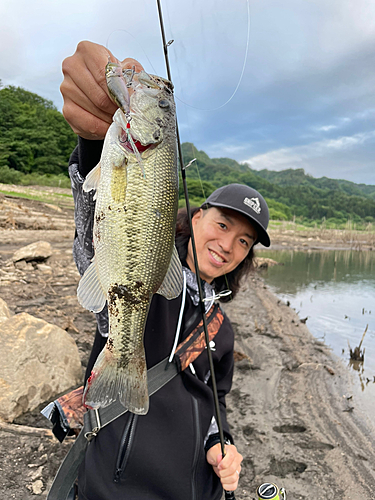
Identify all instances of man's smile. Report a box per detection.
[209,249,226,264]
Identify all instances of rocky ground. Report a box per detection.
[0,188,374,499]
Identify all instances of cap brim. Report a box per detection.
[254,226,271,248]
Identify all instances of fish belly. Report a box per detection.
[84,132,178,414]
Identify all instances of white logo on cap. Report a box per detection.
[243,197,261,214]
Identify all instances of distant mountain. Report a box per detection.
[181,143,375,223]
[250,167,375,200]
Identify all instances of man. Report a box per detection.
[61,41,271,499]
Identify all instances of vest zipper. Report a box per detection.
[114,413,138,483]
[191,396,201,500]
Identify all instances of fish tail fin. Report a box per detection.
[84,346,149,415]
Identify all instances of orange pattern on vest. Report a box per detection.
[175,304,224,371]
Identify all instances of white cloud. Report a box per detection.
[243,131,375,173]
[354,108,375,120]
[314,125,338,132]
[311,110,375,136]
[206,143,250,156]
[325,131,375,150]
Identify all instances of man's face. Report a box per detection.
[186,207,258,283]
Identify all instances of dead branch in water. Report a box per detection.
[348,324,368,362]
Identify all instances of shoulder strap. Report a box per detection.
[47,356,178,500]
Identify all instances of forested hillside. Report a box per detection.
[0,85,373,226]
[250,167,375,200]
[181,143,375,225]
[0,83,77,185]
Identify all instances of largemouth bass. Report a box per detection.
[77,63,182,414]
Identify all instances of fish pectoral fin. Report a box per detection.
[77,257,106,313]
[83,162,101,197]
[156,245,183,300]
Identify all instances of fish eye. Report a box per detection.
[158,99,170,109]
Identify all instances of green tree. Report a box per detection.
[0,85,77,177]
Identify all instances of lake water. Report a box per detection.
[257,249,375,400]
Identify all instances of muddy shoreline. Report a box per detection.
[0,192,374,499]
[225,276,375,499]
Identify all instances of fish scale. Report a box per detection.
[77,67,181,414]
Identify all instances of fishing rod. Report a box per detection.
[155,2,236,499]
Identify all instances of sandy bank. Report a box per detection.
[225,275,375,500]
[267,223,375,252]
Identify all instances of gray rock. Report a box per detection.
[0,298,11,324]
[31,479,44,495]
[12,241,53,263]
[14,260,34,271]
[0,312,82,422]
[36,263,53,274]
[28,465,44,481]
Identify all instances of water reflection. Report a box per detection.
[258,249,375,295]
[257,249,375,392]
[348,359,375,392]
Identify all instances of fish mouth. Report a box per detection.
[120,129,157,154]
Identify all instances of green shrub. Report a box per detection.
[0,165,23,184]
[20,173,71,188]
[269,208,289,221]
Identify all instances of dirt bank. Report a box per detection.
[267,222,375,252]
[225,277,375,499]
[0,191,374,499]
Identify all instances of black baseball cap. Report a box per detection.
[202,183,271,247]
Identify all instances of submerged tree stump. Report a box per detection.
[348,325,368,362]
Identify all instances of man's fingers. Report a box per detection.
[206,444,242,491]
[72,41,117,96]
[62,100,111,139]
[223,479,239,492]
[120,57,144,73]
[220,464,241,491]
[60,41,145,139]
[61,58,117,115]
[218,461,241,479]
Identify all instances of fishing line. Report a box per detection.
[156,2,237,498]
[164,0,251,111]
[195,161,207,202]
[105,29,158,75]
[106,0,251,113]
[162,0,251,208]
[163,0,205,199]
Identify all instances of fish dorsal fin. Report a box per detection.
[77,256,107,313]
[156,245,183,300]
[83,162,101,195]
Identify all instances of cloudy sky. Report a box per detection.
[1,0,374,184]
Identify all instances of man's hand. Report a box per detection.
[60,40,144,140]
[206,443,243,492]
